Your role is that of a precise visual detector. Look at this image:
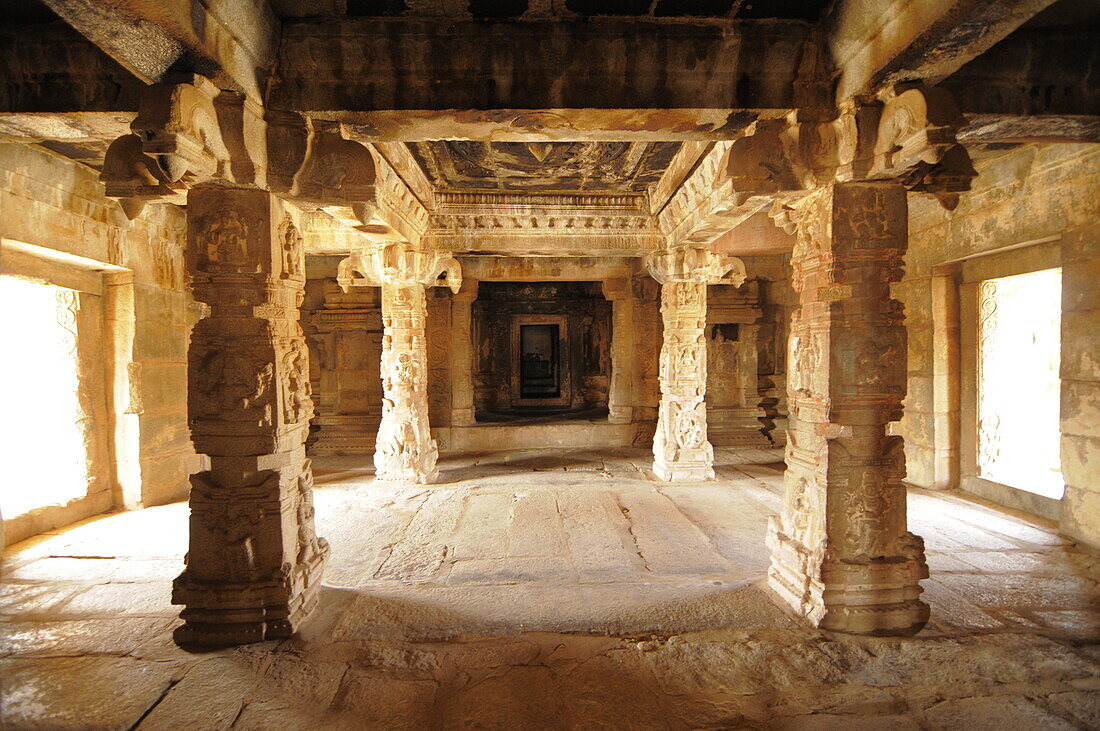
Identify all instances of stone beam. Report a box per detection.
[340,110,779,142]
[711,212,797,256]
[657,121,799,249]
[959,115,1100,145]
[41,0,279,100]
[826,0,1057,100]
[270,19,817,122]
[0,21,145,114]
[458,256,637,282]
[941,27,1100,117]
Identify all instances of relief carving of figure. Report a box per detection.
[295,470,323,564]
[791,332,819,397]
[197,500,266,581]
[854,342,898,390]
[674,405,706,449]
[843,474,891,559]
[282,343,311,425]
[193,348,274,426]
[199,208,255,272]
[675,282,703,308]
[674,342,702,376]
[279,217,303,280]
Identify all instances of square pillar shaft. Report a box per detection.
[174,187,328,647]
[653,279,715,481]
[603,278,635,425]
[450,279,478,427]
[767,182,929,636]
[376,281,439,482]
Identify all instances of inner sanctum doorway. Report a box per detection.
[518,321,563,401]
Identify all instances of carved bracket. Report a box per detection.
[338,242,462,293]
[102,74,262,219]
[645,247,746,287]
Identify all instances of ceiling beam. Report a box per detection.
[959,115,1100,144]
[826,0,1058,100]
[337,109,777,142]
[270,18,817,119]
[40,0,279,100]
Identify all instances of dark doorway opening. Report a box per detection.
[520,324,561,398]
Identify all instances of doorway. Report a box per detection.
[520,323,560,399]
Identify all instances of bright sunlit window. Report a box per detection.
[0,275,90,519]
[977,267,1064,499]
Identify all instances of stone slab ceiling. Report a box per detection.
[271,0,831,20]
[409,141,682,192]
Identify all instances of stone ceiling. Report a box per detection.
[408,141,682,193]
[271,0,831,20]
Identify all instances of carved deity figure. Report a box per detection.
[200,208,253,271]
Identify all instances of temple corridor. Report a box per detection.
[3,447,1099,728]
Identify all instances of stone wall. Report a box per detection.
[901,142,1100,547]
[0,142,198,543]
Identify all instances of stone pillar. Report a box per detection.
[602,278,635,425]
[377,281,438,482]
[338,243,462,484]
[766,182,928,636]
[646,248,746,481]
[451,278,478,427]
[173,188,328,647]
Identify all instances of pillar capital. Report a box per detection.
[645,246,747,287]
[337,242,462,293]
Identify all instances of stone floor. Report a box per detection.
[2,447,1099,729]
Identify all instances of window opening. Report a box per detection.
[0,275,89,518]
[977,267,1063,499]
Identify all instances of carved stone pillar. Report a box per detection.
[173,188,328,647]
[646,248,746,481]
[766,182,929,636]
[451,278,478,427]
[602,278,635,425]
[338,243,462,483]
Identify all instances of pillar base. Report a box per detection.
[374,437,440,484]
[653,438,714,482]
[607,406,633,424]
[171,541,329,647]
[766,518,929,636]
[451,408,476,427]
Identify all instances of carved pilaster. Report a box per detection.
[766,182,928,636]
[451,279,479,427]
[174,188,328,647]
[339,243,462,483]
[602,278,635,425]
[645,248,746,481]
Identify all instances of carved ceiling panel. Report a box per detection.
[408,141,682,193]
